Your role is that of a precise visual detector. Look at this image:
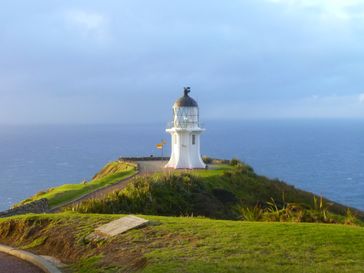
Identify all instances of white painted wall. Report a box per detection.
[165,106,206,169]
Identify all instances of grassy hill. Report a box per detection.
[16,161,137,208]
[0,213,364,273]
[3,160,364,272]
[69,162,363,224]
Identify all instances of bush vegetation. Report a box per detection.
[238,197,360,225]
[70,173,236,219]
[202,156,213,164]
[229,158,241,166]
[70,162,363,224]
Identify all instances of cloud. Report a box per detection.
[359,94,364,104]
[266,0,364,21]
[267,0,360,10]
[64,10,110,42]
[1,1,364,123]
[205,94,364,120]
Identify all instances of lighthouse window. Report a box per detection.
[192,135,196,145]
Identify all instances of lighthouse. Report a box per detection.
[165,87,206,169]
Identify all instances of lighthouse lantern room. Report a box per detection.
[165,87,206,169]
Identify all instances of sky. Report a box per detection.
[1,0,364,124]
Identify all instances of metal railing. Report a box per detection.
[166,121,204,129]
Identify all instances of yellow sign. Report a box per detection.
[156,140,166,149]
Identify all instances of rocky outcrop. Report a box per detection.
[0,199,49,218]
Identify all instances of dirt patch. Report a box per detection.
[0,217,84,262]
[90,224,198,272]
[0,215,200,272]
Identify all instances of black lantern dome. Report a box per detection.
[173,87,198,107]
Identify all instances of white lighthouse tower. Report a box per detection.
[165,87,206,169]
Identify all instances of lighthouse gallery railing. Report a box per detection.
[166,121,204,129]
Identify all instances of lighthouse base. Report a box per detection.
[165,128,206,170]
[164,161,206,170]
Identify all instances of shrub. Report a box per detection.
[345,209,358,225]
[230,158,241,166]
[255,197,339,223]
[202,156,213,164]
[223,162,255,178]
[70,173,233,219]
[238,205,264,221]
[69,164,362,224]
[212,189,238,204]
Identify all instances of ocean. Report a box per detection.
[0,120,363,211]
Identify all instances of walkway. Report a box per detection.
[0,160,169,272]
[79,160,167,200]
[0,252,44,273]
[52,161,167,211]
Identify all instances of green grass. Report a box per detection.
[71,255,107,273]
[143,217,364,273]
[17,161,137,208]
[22,236,48,249]
[4,161,363,272]
[70,163,363,222]
[1,213,364,273]
[166,164,231,177]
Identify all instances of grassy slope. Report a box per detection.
[71,164,363,221]
[17,161,137,208]
[192,166,358,216]
[0,213,364,273]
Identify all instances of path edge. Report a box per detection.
[0,243,62,273]
[49,170,140,212]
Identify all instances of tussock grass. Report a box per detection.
[69,163,363,224]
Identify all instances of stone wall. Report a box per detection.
[119,156,170,162]
[0,198,49,218]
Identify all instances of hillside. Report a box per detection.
[0,213,364,273]
[69,162,364,223]
[16,161,137,208]
[1,160,364,272]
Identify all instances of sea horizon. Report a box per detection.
[0,118,363,211]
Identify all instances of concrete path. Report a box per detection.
[0,160,169,273]
[53,161,167,211]
[0,252,44,273]
[77,160,167,200]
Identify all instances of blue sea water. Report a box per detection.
[0,120,363,211]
